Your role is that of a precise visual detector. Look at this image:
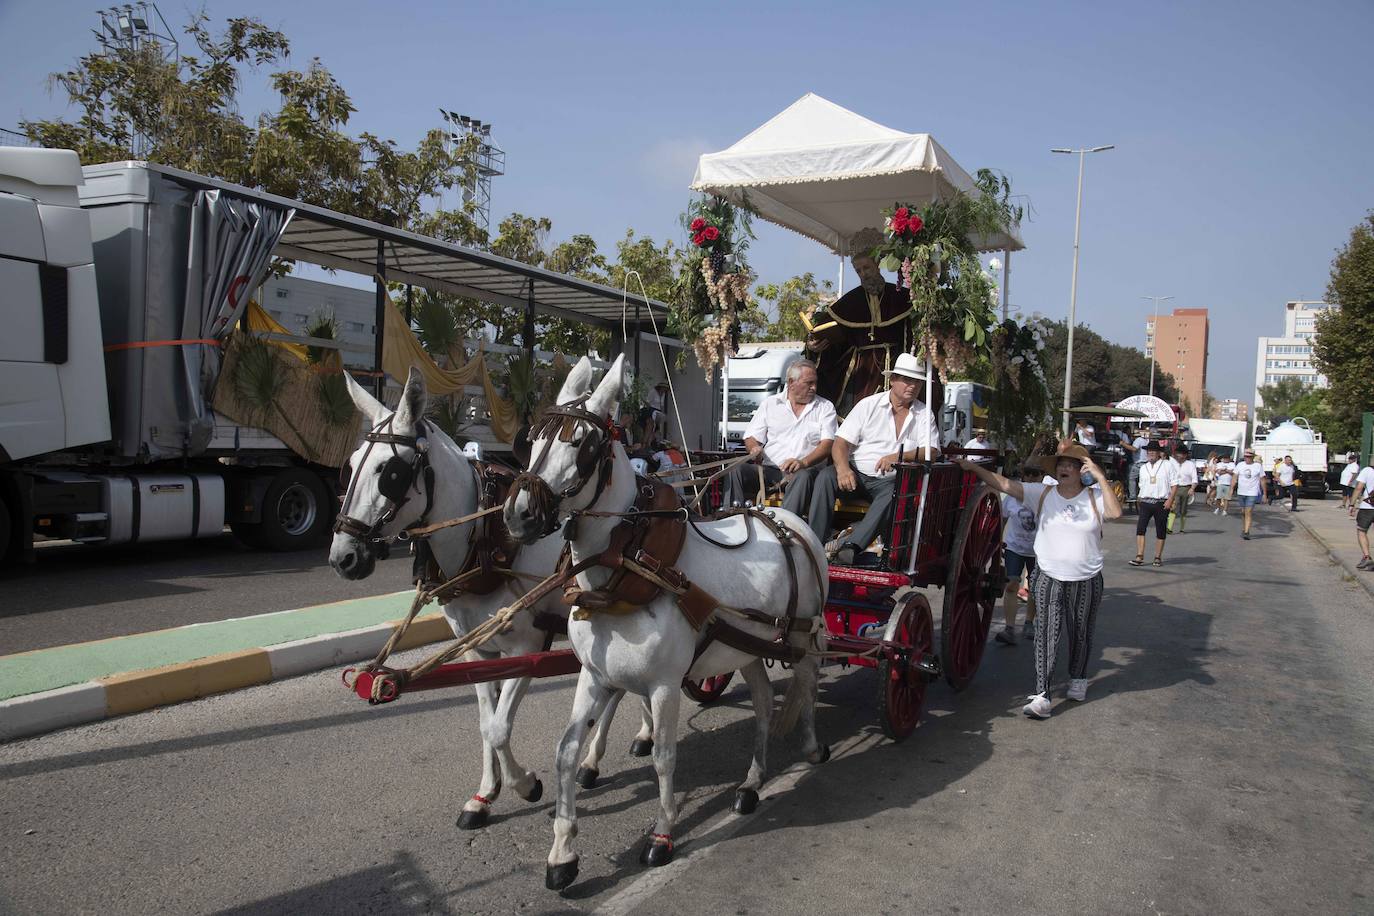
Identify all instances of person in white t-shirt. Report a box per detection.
[1348,464,1374,569]
[1274,455,1301,512]
[1233,450,1269,540]
[956,440,1122,719]
[1132,442,1176,567]
[724,359,836,514]
[1339,454,1360,509]
[1074,418,1098,448]
[1168,445,1199,534]
[994,463,1042,647]
[1213,457,1236,515]
[963,429,995,463]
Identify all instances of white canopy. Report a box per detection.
[691,93,1024,254]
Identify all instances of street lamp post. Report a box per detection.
[1052,145,1114,435]
[1142,295,1174,399]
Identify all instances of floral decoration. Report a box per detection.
[670,194,755,377]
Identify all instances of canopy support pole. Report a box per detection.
[405,283,414,325]
[374,239,386,399]
[522,279,536,366]
[1001,250,1011,322]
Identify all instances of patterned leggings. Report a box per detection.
[1029,570,1105,696]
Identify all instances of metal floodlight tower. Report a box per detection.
[440,108,505,237]
[92,3,179,159]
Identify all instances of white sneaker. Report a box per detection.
[1067,678,1089,701]
[1022,694,1052,719]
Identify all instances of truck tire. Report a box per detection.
[255,469,332,552]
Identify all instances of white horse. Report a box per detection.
[504,354,830,891]
[329,367,651,828]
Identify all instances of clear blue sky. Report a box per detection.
[4,0,1372,402]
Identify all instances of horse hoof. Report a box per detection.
[640,837,674,868]
[457,808,489,831]
[629,738,654,757]
[576,767,599,790]
[810,744,831,765]
[733,788,759,815]
[545,857,579,891]
[520,778,544,803]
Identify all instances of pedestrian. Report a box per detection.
[994,463,1041,646]
[1074,418,1098,448]
[1340,454,1360,509]
[1349,463,1374,569]
[1131,442,1175,567]
[963,428,995,462]
[1269,457,1283,505]
[1234,449,1269,540]
[723,360,835,513]
[1203,451,1219,507]
[1125,428,1149,507]
[1214,454,1236,516]
[956,440,1122,719]
[1275,455,1300,512]
[1169,445,1198,534]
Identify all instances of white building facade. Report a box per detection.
[1253,300,1334,408]
[258,276,378,366]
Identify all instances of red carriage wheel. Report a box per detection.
[877,592,934,741]
[681,672,734,704]
[941,484,1006,692]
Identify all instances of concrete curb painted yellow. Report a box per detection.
[0,613,454,742]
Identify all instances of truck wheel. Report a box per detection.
[256,469,332,552]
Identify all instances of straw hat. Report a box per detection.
[882,352,928,382]
[1033,440,1093,478]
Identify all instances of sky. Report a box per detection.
[3,0,1372,403]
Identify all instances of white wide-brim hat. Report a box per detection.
[883,352,928,382]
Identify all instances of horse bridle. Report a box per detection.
[507,398,614,536]
[334,415,436,545]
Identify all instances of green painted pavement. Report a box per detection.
[0,590,414,701]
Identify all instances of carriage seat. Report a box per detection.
[758,493,870,526]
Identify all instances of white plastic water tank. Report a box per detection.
[1264,420,1317,446]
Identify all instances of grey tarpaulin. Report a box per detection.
[181,190,294,452]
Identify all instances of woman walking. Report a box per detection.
[957,440,1122,719]
[1204,451,1219,508]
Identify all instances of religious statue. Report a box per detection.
[805,228,918,415]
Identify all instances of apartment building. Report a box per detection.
[1253,300,1334,408]
[1211,398,1249,422]
[258,275,378,366]
[1145,307,1209,414]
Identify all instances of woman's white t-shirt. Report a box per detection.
[1215,461,1235,486]
[1020,483,1103,582]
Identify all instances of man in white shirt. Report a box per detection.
[1127,429,1150,505]
[1132,441,1176,566]
[1275,455,1301,512]
[1348,463,1374,569]
[963,429,995,463]
[1339,454,1360,509]
[1074,419,1098,448]
[1168,444,1200,534]
[724,359,836,517]
[1233,449,1269,540]
[806,352,941,564]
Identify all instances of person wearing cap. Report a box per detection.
[955,439,1122,719]
[1168,444,1199,534]
[1340,453,1360,509]
[723,359,836,516]
[1234,449,1268,540]
[963,428,995,463]
[1132,441,1175,566]
[806,352,940,564]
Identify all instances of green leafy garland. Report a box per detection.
[669,195,754,378]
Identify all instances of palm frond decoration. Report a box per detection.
[232,335,318,459]
[316,372,355,428]
[413,293,467,365]
[425,394,470,444]
[303,311,340,365]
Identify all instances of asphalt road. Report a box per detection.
[0,535,413,654]
[2,506,1372,915]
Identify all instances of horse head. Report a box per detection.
[504,354,627,544]
[329,367,437,580]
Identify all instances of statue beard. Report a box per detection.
[861,276,885,297]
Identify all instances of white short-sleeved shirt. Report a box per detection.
[1075,425,1097,447]
[836,392,941,476]
[1276,464,1297,486]
[1341,463,1360,487]
[1020,482,1103,581]
[964,436,994,461]
[1137,459,1176,500]
[1357,467,1374,509]
[743,393,837,469]
[1235,460,1267,497]
[1132,437,1150,464]
[1215,461,1235,485]
[1172,458,1198,489]
[1002,492,1038,557]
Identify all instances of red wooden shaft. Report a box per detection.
[350,649,581,702]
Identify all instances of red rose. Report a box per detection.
[692,231,706,246]
[892,215,909,235]
[703,226,720,241]
[894,206,909,220]
[907,215,923,235]
[690,217,706,232]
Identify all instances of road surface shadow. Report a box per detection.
[211,850,457,916]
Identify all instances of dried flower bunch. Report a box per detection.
[670,195,755,377]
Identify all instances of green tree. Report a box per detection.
[1038,319,1176,407]
[754,273,835,342]
[1312,213,1374,449]
[1255,377,1310,423]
